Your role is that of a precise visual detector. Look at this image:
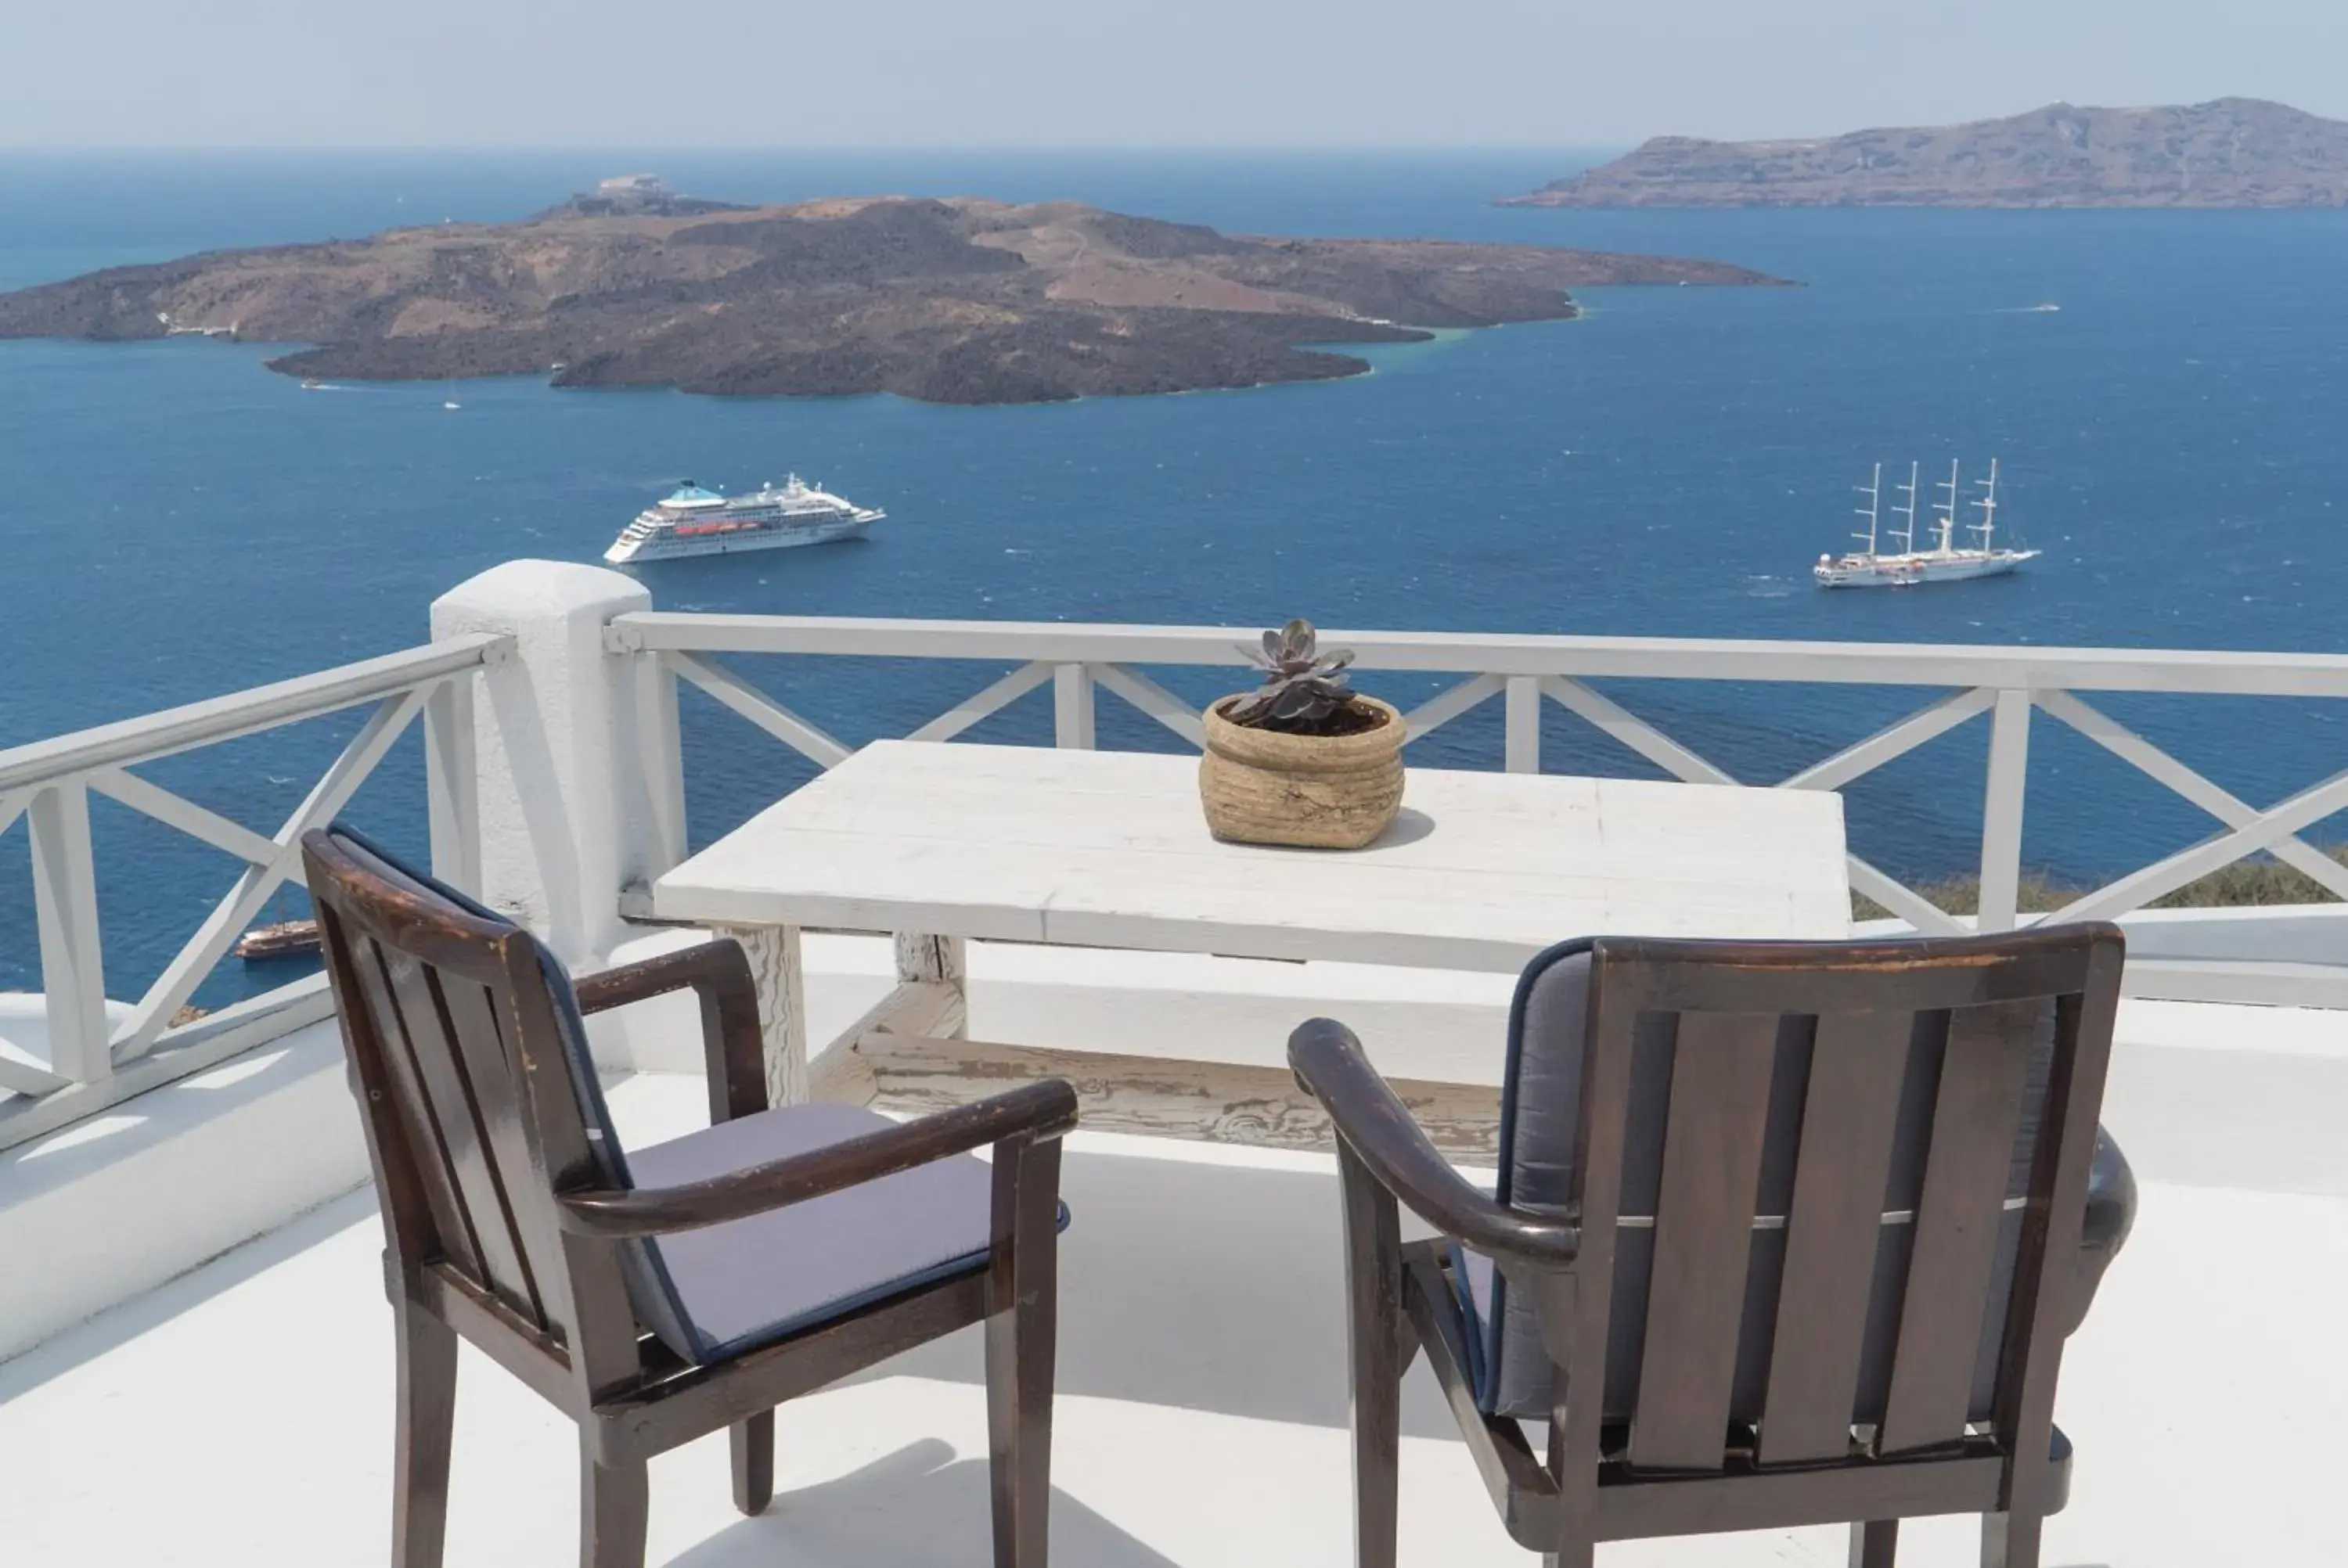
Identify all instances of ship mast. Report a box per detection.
[1933,459,1961,556]
[1890,460,1921,554]
[1853,462,1882,555]
[1972,458,2001,554]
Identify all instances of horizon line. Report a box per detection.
[0,142,1630,157]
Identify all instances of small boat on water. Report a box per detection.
[1814,459,2040,588]
[233,918,321,962]
[605,476,883,563]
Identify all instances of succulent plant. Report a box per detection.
[1226,618,1359,730]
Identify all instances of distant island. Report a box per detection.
[0,178,1783,405]
[1504,98,2348,209]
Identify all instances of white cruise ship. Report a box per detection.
[604,477,882,564]
[1814,459,2040,588]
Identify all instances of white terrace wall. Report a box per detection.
[0,1012,364,1362]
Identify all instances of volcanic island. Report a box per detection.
[0,177,1785,405]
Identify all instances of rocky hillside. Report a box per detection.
[1506,99,2348,208]
[0,190,1784,404]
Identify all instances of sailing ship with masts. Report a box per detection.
[1814,459,2040,588]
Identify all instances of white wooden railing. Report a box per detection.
[607,613,2348,948]
[9,602,2346,1153]
[0,635,509,1151]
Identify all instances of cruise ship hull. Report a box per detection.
[605,513,873,564]
[1815,549,2040,588]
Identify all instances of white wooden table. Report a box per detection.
[650,741,1851,1143]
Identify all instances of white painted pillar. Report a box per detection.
[1054,663,1097,749]
[430,560,671,976]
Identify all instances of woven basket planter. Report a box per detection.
[1198,696,1406,849]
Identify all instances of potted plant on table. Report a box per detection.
[1199,619,1407,849]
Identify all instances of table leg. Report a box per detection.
[893,933,968,1040]
[718,922,806,1107]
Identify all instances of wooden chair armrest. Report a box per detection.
[574,940,766,1123]
[556,1079,1079,1239]
[1289,1017,1579,1269]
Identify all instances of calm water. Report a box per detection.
[5,150,2346,1005]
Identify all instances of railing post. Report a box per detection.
[423,673,482,897]
[1504,676,1542,774]
[1976,689,2032,933]
[632,650,689,876]
[27,782,111,1081]
[1054,663,1096,750]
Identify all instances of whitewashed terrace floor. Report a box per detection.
[2,1066,2345,1567]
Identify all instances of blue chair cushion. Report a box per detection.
[1465,937,2054,1425]
[625,1100,1008,1360]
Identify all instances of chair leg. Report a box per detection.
[731,1413,774,1516]
[392,1306,459,1568]
[581,1447,649,1568]
[1851,1519,1900,1567]
[1337,1143,1403,1568]
[1981,1510,2042,1568]
[987,1134,1061,1568]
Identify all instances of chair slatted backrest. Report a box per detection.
[304,828,638,1387]
[1482,926,2122,1473]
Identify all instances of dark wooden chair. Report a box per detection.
[1290,926,2138,1568]
[301,825,1077,1568]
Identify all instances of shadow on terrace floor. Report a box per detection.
[849,1137,1470,1439]
[0,1135,1457,1438]
[668,1438,1177,1568]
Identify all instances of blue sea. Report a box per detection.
[5,149,2347,1007]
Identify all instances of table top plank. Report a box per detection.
[652,742,1851,971]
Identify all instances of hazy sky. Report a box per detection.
[6,0,2345,149]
